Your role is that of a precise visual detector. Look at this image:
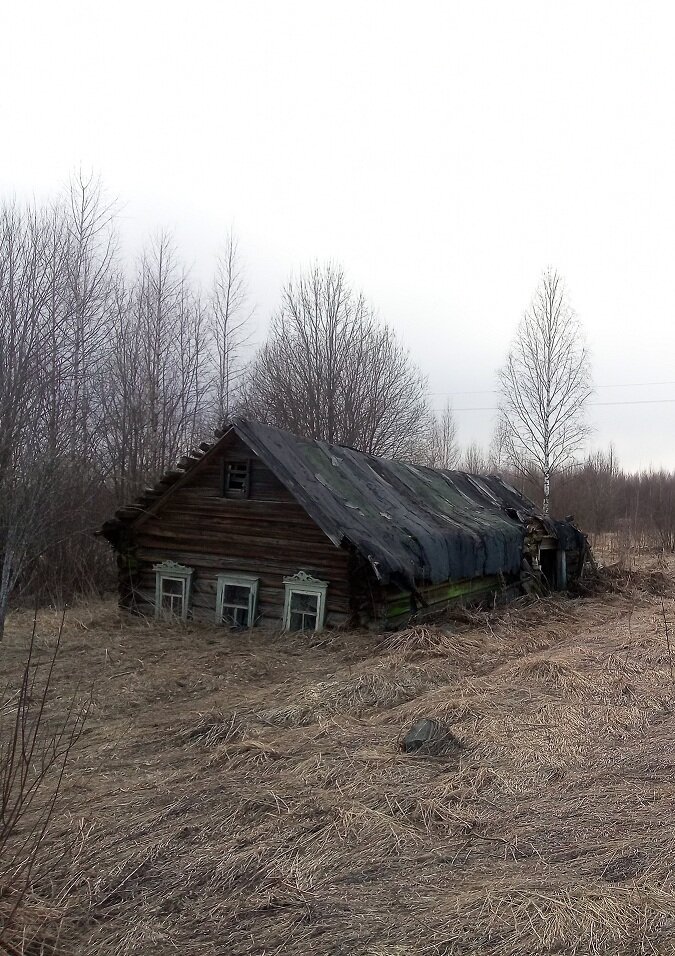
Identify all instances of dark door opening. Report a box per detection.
[539,548,557,589]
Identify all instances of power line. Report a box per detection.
[591,397,675,407]
[438,397,675,413]
[429,379,675,397]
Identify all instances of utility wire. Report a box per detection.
[438,397,675,413]
[429,379,675,397]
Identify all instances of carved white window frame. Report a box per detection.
[154,561,193,621]
[216,573,259,627]
[283,571,329,632]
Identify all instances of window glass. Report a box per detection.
[160,577,184,616]
[216,576,258,627]
[220,582,253,627]
[222,605,249,627]
[222,584,250,607]
[288,591,319,630]
[290,591,318,613]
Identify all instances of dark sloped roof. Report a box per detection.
[100,417,572,589]
[234,419,547,587]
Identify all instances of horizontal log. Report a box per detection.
[136,522,339,546]
[138,554,345,577]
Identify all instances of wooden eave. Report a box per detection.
[97,425,237,541]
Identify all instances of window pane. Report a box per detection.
[162,578,183,595]
[222,605,249,626]
[289,610,317,631]
[222,584,250,607]
[290,591,318,614]
[162,593,184,616]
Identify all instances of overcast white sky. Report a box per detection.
[1,1,674,469]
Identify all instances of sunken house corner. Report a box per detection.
[97,418,588,632]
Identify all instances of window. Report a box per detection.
[283,571,328,632]
[154,561,193,621]
[216,574,259,627]
[223,460,250,498]
[288,590,320,630]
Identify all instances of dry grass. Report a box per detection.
[3,559,675,954]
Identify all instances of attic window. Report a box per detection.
[283,571,328,632]
[216,574,259,628]
[223,460,250,498]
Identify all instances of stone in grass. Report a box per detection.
[401,718,463,757]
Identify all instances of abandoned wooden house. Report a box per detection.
[98,418,586,631]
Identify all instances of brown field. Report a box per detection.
[4,558,675,955]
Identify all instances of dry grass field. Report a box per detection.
[4,558,675,955]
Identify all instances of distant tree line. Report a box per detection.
[463,445,675,555]
[537,451,675,554]
[0,178,672,633]
[0,176,254,634]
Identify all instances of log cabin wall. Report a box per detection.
[120,434,351,625]
[376,575,523,629]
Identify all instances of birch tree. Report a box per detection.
[498,268,592,513]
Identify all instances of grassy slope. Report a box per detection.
[4,562,675,955]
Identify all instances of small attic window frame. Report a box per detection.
[223,459,250,498]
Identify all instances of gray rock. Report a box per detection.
[401,718,463,757]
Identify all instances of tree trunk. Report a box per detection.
[543,471,551,515]
[0,540,15,641]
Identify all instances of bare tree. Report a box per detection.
[0,203,61,638]
[488,418,510,473]
[208,230,253,424]
[63,171,117,463]
[498,268,592,513]
[98,233,212,495]
[0,613,88,951]
[425,401,460,469]
[462,441,490,474]
[242,263,432,459]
